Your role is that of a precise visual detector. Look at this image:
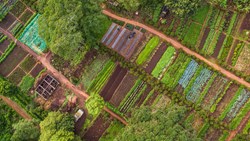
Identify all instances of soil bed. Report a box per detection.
[30,63,44,77]
[135,86,152,107]
[0,39,10,52]
[100,65,127,101]
[198,28,210,49]
[212,33,226,58]
[227,40,239,65]
[239,13,250,31]
[109,73,137,107]
[213,83,239,117]
[145,91,159,106]
[205,128,222,141]
[145,43,167,73]
[0,46,27,76]
[83,114,112,141]
[0,14,16,30]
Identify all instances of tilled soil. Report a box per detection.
[100,65,127,101]
[0,13,16,30]
[30,63,44,77]
[145,43,167,73]
[0,39,10,52]
[135,86,152,107]
[199,28,210,49]
[212,33,226,58]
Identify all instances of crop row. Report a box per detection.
[119,80,145,113]
[231,42,244,66]
[151,46,175,78]
[10,21,23,35]
[0,42,15,63]
[178,60,199,88]
[218,35,233,62]
[0,35,7,43]
[209,81,232,112]
[87,60,116,94]
[229,98,250,130]
[136,36,160,65]
[161,53,191,88]
[196,73,217,105]
[218,86,244,120]
[226,89,250,121]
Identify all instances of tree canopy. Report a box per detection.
[11,120,40,141]
[115,105,201,141]
[38,0,110,65]
[0,76,19,97]
[164,0,202,17]
[117,0,141,12]
[39,112,78,141]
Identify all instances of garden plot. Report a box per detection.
[30,63,44,77]
[0,13,16,30]
[19,14,47,54]
[0,38,10,52]
[186,68,212,102]
[7,67,26,85]
[198,28,210,49]
[212,83,239,117]
[7,20,23,35]
[102,23,144,59]
[239,13,250,40]
[178,60,199,89]
[135,86,152,107]
[83,113,112,141]
[9,0,25,18]
[19,55,36,73]
[225,89,250,122]
[100,64,128,101]
[19,9,33,24]
[145,43,167,73]
[201,76,228,110]
[204,128,222,141]
[0,46,27,76]
[0,0,18,21]
[109,73,138,107]
[234,44,250,75]
[145,90,159,106]
[212,33,226,58]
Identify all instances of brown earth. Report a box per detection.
[205,128,222,141]
[199,28,210,49]
[135,86,152,107]
[212,33,226,58]
[83,114,112,141]
[74,109,87,135]
[0,46,27,76]
[239,13,250,31]
[202,76,228,110]
[145,43,167,73]
[100,65,127,101]
[213,83,239,117]
[109,73,137,107]
[0,13,16,30]
[0,39,10,52]
[145,91,159,106]
[30,63,44,77]
[227,40,239,65]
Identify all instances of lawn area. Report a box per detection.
[183,23,202,48]
[151,46,175,78]
[20,55,36,72]
[19,75,35,93]
[192,5,210,24]
[136,36,160,65]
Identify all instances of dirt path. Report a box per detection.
[227,111,250,141]
[0,27,128,125]
[0,95,32,120]
[102,10,250,89]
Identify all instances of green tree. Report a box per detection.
[0,76,19,97]
[85,93,105,117]
[115,105,202,141]
[39,112,78,141]
[233,0,250,12]
[164,0,202,17]
[11,120,40,141]
[117,0,141,12]
[38,0,110,65]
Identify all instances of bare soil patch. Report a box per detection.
[199,28,210,49]
[135,86,152,107]
[212,33,226,58]
[0,14,16,30]
[109,73,137,107]
[239,13,250,31]
[0,39,10,52]
[0,46,27,76]
[145,43,167,73]
[213,83,239,117]
[83,114,112,141]
[100,65,127,101]
[30,63,44,77]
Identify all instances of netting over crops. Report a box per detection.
[19,14,47,54]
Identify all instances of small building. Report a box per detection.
[35,74,59,100]
[74,109,84,122]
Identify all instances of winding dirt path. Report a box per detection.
[102,10,250,89]
[0,27,128,125]
[226,111,250,141]
[0,96,32,120]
